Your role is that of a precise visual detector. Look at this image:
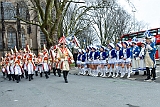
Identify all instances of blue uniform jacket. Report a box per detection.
[99,51,107,60]
[77,54,82,61]
[109,49,116,58]
[122,48,131,58]
[132,46,140,58]
[81,53,86,62]
[89,51,99,60]
[116,49,123,59]
[130,47,133,59]
[147,42,156,62]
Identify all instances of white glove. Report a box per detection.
[61,59,64,61]
[71,60,74,63]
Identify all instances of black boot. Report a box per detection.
[142,71,146,76]
[53,67,56,76]
[31,74,34,80]
[21,73,24,78]
[151,68,156,80]
[45,72,49,79]
[57,69,61,77]
[145,67,150,80]
[63,71,69,83]
[40,72,42,77]
[29,74,31,81]
[16,75,19,83]
[19,75,21,81]
[8,74,11,81]
[48,70,50,75]
[12,74,15,81]
[35,71,38,76]
[25,70,28,79]
[134,71,139,75]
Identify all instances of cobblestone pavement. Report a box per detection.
[0,65,160,107]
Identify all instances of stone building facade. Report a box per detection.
[0,0,46,57]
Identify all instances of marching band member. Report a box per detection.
[121,41,131,78]
[38,52,43,77]
[23,58,28,79]
[27,57,35,81]
[10,57,15,81]
[49,45,56,76]
[115,43,123,78]
[85,47,91,76]
[131,37,140,75]
[6,59,11,81]
[1,57,6,78]
[57,36,74,83]
[80,49,86,75]
[90,46,99,76]
[98,46,107,77]
[55,46,62,77]
[14,60,22,83]
[139,40,146,75]
[77,49,82,75]
[43,57,49,79]
[144,35,156,81]
[1,65,6,78]
[34,56,39,76]
[87,46,93,76]
[107,43,116,77]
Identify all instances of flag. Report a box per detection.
[72,36,80,48]
[143,30,152,38]
[58,36,66,44]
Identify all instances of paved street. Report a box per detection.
[0,65,160,107]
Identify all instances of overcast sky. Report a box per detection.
[118,0,160,29]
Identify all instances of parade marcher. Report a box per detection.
[131,37,140,75]
[80,49,86,75]
[34,56,39,76]
[107,43,116,77]
[10,57,15,81]
[144,34,156,81]
[84,47,91,76]
[1,57,6,78]
[139,40,146,75]
[115,43,123,78]
[98,46,107,77]
[87,46,93,76]
[38,52,44,77]
[14,60,22,83]
[43,57,49,79]
[89,46,99,76]
[77,49,82,75]
[27,57,35,81]
[6,59,11,81]
[73,50,78,67]
[57,36,74,83]
[121,41,131,78]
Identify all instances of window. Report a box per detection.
[149,29,157,36]
[129,33,137,38]
[137,32,145,38]
[21,29,25,48]
[158,28,160,34]
[7,27,16,49]
[40,31,47,49]
[1,2,16,20]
